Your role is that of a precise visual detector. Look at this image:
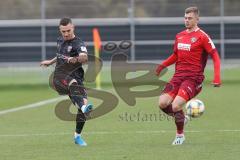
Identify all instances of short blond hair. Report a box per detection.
[185,7,199,16]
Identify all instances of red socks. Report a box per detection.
[161,104,185,134]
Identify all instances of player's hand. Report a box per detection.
[67,57,78,64]
[77,53,88,64]
[155,64,165,76]
[40,60,52,67]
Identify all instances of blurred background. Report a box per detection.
[0,0,239,62]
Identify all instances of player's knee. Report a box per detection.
[159,100,168,109]
[171,103,182,112]
[159,95,172,109]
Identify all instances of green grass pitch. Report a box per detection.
[0,65,240,160]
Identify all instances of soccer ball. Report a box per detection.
[185,99,205,118]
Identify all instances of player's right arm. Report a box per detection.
[40,57,57,67]
[155,37,178,76]
[155,53,177,76]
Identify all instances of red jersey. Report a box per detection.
[173,28,216,77]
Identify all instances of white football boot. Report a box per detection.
[172,134,185,145]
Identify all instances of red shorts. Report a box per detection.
[162,75,204,101]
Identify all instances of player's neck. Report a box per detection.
[64,34,76,41]
[186,26,199,33]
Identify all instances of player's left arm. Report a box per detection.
[75,41,88,64]
[209,49,221,87]
[202,34,221,87]
[77,52,88,64]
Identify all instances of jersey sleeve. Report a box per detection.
[56,38,61,55]
[209,50,221,85]
[202,33,216,54]
[162,53,177,67]
[56,38,68,63]
[201,32,221,86]
[76,41,88,54]
[173,36,178,54]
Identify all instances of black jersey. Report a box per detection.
[54,36,88,79]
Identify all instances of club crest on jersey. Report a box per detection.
[177,43,191,51]
[81,46,87,52]
[191,37,197,43]
[67,46,72,52]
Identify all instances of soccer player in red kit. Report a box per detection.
[155,7,221,145]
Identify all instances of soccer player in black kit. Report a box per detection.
[40,17,92,146]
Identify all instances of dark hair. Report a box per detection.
[185,6,199,16]
[59,17,72,26]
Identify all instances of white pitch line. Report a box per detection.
[0,130,240,137]
[0,96,67,115]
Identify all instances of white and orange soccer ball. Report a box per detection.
[185,99,205,118]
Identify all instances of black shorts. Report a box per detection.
[50,73,87,98]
